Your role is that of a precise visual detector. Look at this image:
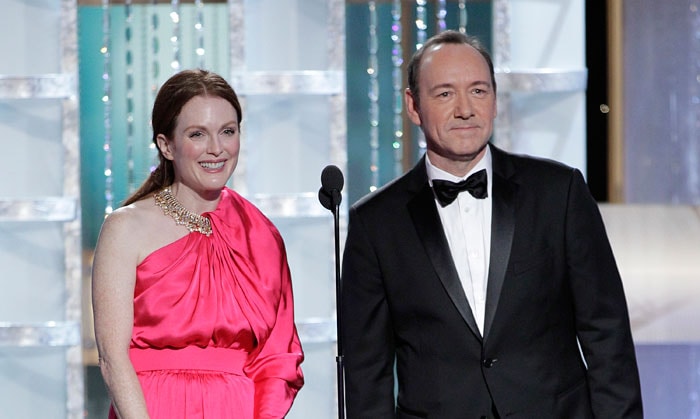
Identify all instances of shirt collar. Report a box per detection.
[425,145,493,186]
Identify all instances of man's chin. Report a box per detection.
[452,142,489,162]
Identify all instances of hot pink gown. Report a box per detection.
[109,187,304,419]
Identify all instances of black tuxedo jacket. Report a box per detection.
[340,145,642,418]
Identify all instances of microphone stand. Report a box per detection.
[318,165,346,419]
[331,189,345,419]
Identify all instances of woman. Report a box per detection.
[92,69,304,419]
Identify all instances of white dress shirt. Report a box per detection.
[426,149,493,335]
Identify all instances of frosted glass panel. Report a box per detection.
[245,0,329,71]
[0,1,82,418]
[273,216,335,319]
[0,223,66,322]
[0,100,64,197]
[244,95,332,195]
[0,0,61,74]
[288,343,338,418]
[0,348,67,419]
[623,2,700,203]
[509,91,586,172]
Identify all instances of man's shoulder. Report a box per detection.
[352,166,423,213]
[493,145,578,180]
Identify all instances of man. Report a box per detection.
[340,30,642,418]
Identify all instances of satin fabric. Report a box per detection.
[109,187,304,419]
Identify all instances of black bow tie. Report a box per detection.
[432,169,488,207]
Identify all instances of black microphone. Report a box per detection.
[317,164,346,419]
[318,164,344,210]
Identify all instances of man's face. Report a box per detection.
[406,43,497,176]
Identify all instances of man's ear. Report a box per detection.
[156,134,174,161]
[405,88,422,126]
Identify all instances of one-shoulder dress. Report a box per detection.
[109,187,304,419]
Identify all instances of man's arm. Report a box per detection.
[341,206,397,418]
[565,169,643,418]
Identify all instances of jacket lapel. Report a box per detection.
[483,145,517,341]
[406,160,482,340]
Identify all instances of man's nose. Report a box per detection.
[454,94,474,118]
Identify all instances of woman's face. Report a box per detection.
[157,94,240,195]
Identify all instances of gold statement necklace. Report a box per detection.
[154,187,212,236]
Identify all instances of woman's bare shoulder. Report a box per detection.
[98,195,187,263]
[101,197,159,235]
[97,197,163,256]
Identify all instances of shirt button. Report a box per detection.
[482,358,498,368]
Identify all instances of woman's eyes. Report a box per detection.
[187,127,237,139]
